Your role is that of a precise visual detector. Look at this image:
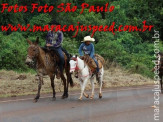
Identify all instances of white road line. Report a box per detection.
[0,86,153,103]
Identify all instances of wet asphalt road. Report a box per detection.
[0,85,162,122]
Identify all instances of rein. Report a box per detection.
[70,57,80,71]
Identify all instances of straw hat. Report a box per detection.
[81,36,95,42]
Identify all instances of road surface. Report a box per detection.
[0,85,162,122]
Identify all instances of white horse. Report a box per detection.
[69,55,104,100]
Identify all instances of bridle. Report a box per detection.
[70,57,91,78]
[26,45,40,68]
[27,45,39,59]
[70,57,79,71]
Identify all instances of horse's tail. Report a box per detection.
[69,74,74,87]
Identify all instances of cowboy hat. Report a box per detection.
[81,36,95,42]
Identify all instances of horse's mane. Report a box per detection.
[40,47,58,57]
[80,54,105,68]
[80,55,95,67]
[41,47,51,53]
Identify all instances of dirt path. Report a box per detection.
[0,86,162,122]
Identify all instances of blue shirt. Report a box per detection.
[46,30,63,48]
[79,43,95,58]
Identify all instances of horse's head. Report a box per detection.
[69,55,78,73]
[25,37,39,67]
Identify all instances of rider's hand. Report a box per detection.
[46,44,52,47]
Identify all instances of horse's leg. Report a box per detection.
[65,65,72,97]
[83,79,89,98]
[60,72,68,99]
[78,79,83,100]
[99,77,103,99]
[161,80,163,94]
[160,74,163,93]
[99,68,104,99]
[81,77,89,98]
[79,77,89,100]
[50,75,56,100]
[79,80,83,100]
[90,76,95,99]
[83,92,89,98]
[65,69,70,94]
[34,75,43,103]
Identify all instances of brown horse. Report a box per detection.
[25,37,73,102]
[159,52,163,93]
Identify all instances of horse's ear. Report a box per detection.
[69,54,72,58]
[27,39,32,45]
[35,37,39,45]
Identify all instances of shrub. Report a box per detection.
[0,32,28,71]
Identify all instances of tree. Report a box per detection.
[0,0,24,34]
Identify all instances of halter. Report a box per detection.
[27,46,45,69]
[70,57,79,71]
[70,57,91,78]
[28,45,39,59]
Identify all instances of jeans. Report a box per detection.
[47,46,64,72]
[92,56,99,73]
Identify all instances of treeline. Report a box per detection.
[0,0,163,78]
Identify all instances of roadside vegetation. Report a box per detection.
[0,0,163,79]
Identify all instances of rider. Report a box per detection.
[79,36,99,73]
[46,27,64,78]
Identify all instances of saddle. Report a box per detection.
[41,46,69,66]
[80,54,105,72]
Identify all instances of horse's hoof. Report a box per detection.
[84,94,89,98]
[78,97,82,100]
[99,96,102,99]
[61,95,68,99]
[86,95,89,98]
[61,92,68,99]
[52,97,56,101]
[61,96,66,99]
[99,93,102,99]
[33,99,38,103]
[90,95,94,99]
